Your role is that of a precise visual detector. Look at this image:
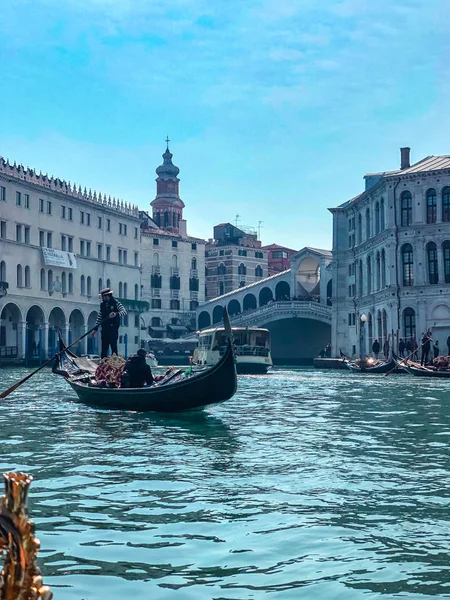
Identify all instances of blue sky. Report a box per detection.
[0,0,448,249]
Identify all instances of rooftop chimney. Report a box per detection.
[400,147,411,170]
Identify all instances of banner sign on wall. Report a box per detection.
[42,248,77,269]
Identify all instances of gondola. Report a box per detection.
[341,351,399,374]
[393,352,450,378]
[52,310,237,412]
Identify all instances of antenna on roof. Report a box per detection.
[235,214,241,227]
[258,220,264,240]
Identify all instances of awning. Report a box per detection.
[149,326,166,332]
[167,325,188,333]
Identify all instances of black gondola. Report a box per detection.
[343,355,399,374]
[392,352,450,378]
[52,309,237,412]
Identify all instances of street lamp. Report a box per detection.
[360,313,367,369]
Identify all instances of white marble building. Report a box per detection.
[139,145,206,341]
[0,158,144,361]
[330,148,450,357]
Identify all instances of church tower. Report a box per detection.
[151,138,185,233]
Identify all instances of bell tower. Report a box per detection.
[151,138,185,232]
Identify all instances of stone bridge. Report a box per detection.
[195,247,333,363]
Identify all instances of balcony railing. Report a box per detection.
[190,291,198,301]
[190,269,198,278]
[116,298,150,312]
[171,289,179,299]
[151,288,161,297]
[152,266,161,275]
[171,268,180,277]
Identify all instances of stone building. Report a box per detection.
[139,144,206,340]
[330,147,450,357]
[205,223,268,300]
[0,158,144,362]
[262,243,297,275]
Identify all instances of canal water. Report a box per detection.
[1,366,450,599]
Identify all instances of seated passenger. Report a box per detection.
[121,348,154,388]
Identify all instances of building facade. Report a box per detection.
[262,243,297,275]
[205,223,268,300]
[0,158,144,362]
[139,145,206,341]
[330,147,450,358]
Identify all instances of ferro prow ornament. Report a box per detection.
[0,472,53,599]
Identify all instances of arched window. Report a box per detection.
[98,278,103,293]
[400,191,412,226]
[381,249,386,288]
[403,307,416,338]
[219,282,224,295]
[367,255,372,294]
[48,270,53,292]
[218,263,226,275]
[358,260,363,296]
[255,265,263,277]
[86,276,92,296]
[151,317,162,327]
[443,241,450,283]
[135,284,139,301]
[40,268,45,290]
[164,211,169,227]
[365,208,371,239]
[427,241,438,284]
[123,283,127,299]
[106,278,111,289]
[375,202,380,234]
[68,273,73,294]
[80,275,86,295]
[380,199,385,231]
[426,188,437,223]
[62,272,67,293]
[119,282,123,297]
[0,261,5,281]
[16,264,22,287]
[367,313,373,350]
[238,263,246,275]
[172,254,178,268]
[382,309,388,343]
[191,257,197,270]
[443,187,450,222]
[376,251,381,290]
[357,213,362,244]
[24,266,30,288]
[377,310,382,342]
[153,252,160,266]
[401,243,414,286]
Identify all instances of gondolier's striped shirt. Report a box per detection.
[94,299,127,329]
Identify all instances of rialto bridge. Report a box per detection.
[196,247,333,363]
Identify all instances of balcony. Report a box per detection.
[190,291,198,301]
[190,269,198,278]
[171,289,179,299]
[171,267,180,277]
[152,265,161,275]
[151,288,161,297]
[116,298,150,312]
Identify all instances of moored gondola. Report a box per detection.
[342,351,401,374]
[394,355,450,378]
[52,309,237,412]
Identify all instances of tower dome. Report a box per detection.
[156,147,180,179]
[151,138,185,232]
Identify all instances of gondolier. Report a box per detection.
[93,288,127,358]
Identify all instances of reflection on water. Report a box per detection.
[1,366,450,598]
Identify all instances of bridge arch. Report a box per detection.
[243,293,257,311]
[228,299,241,316]
[275,281,290,301]
[212,305,224,324]
[198,311,211,330]
[259,287,273,307]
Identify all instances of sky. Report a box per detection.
[0,0,449,250]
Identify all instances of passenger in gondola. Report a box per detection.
[372,339,380,359]
[121,349,154,388]
[398,338,405,357]
[411,336,419,360]
[405,338,412,355]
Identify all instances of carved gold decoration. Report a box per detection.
[0,472,53,600]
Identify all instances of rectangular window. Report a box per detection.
[134,252,139,267]
[106,219,111,232]
[61,205,66,219]
[68,207,73,221]
[46,201,52,215]
[443,189,450,222]
[119,223,122,235]
[153,238,159,246]
[172,241,178,248]
[134,227,138,239]
[152,299,162,309]
[61,235,67,251]
[68,237,73,253]
[80,211,85,224]
[123,224,127,236]
[86,241,91,257]
[97,244,103,260]
[0,186,5,201]
[24,226,30,244]
[16,191,21,206]
[16,224,22,242]
[80,240,85,256]
[106,245,111,261]
[238,249,247,256]
[191,243,197,250]
[123,250,127,264]
[39,199,44,213]
[348,235,352,248]
[47,232,52,248]
[24,194,29,208]
[444,245,450,283]
[86,213,91,226]
[0,221,6,238]
[39,230,45,247]
[118,249,123,263]
[98,216,102,229]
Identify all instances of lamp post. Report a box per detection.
[360,313,367,370]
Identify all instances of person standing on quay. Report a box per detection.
[93,288,127,358]
[421,332,432,366]
[372,339,380,359]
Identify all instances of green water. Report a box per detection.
[1,366,449,599]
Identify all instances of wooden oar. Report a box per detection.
[385,338,431,377]
[0,320,106,399]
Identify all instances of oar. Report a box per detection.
[0,320,106,399]
[385,338,431,377]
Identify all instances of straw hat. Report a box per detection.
[99,287,113,296]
